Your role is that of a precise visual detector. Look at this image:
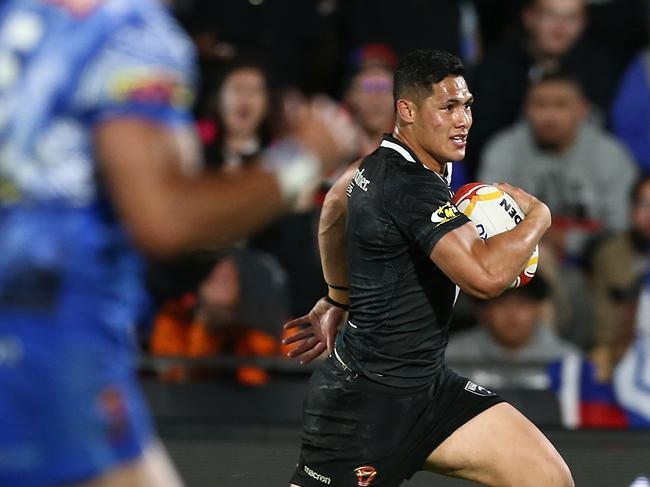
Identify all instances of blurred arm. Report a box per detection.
[97,119,285,257]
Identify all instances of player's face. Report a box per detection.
[412,76,473,164]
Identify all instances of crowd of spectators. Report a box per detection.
[143,0,650,427]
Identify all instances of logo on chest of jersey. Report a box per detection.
[354,466,378,486]
[431,202,461,227]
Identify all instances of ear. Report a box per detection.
[396,99,415,124]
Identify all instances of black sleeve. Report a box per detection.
[384,167,470,255]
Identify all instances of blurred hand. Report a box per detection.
[282,297,347,364]
[284,93,360,174]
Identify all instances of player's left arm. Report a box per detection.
[283,160,361,363]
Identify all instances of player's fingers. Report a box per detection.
[493,181,515,193]
[495,181,530,198]
[286,336,319,358]
[299,342,327,365]
[282,328,313,345]
[284,315,310,330]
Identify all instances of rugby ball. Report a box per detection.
[452,182,538,288]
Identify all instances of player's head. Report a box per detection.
[393,49,473,164]
[523,0,586,58]
[525,70,588,152]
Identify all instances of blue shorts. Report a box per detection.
[0,313,154,487]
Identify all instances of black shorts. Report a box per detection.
[290,353,504,487]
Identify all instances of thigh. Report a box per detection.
[0,328,154,487]
[75,442,183,487]
[425,403,572,487]
[292,356,426,487]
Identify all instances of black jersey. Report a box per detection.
[339,134,470,388]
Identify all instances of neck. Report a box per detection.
[392,126,445,174]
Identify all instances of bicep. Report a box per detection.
[429,222,499,299]
[95,118,196,253]
[320,159,361,230]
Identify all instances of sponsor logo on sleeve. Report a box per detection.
[430,202,461,227]
[347,168,371,197]
[464,380,496,397]
[354,466,378,486]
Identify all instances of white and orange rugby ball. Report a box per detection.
[452,182,538,288]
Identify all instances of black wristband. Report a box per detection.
[325,295,349,311]
[327,283,349,291]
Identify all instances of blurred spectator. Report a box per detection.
[469,0,616,173]
[251,210,326,318]
[446,276,579,364]
[479,72,636,351]
[612,47,650,172]
[479,71,637,251]
[548,354,630,429]
[197,59,271,169]
[591,175,650,380]
[150,249,289,385]
[614,269,650,427]
[343,63,395,156]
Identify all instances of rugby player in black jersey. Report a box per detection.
[284,50,573,487]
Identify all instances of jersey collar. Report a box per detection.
[379,134,453,186]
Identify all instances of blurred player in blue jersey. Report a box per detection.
[0,1,356,486]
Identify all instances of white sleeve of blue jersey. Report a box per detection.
[613,284,650,422]
[75,14,196,128]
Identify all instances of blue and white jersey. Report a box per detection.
[0,2,196,484]
[0,0,195,333]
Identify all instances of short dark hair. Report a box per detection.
[393,49,465,106]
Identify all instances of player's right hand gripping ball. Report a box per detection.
[452,182,538,288]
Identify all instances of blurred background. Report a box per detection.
[138,0,650,485]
